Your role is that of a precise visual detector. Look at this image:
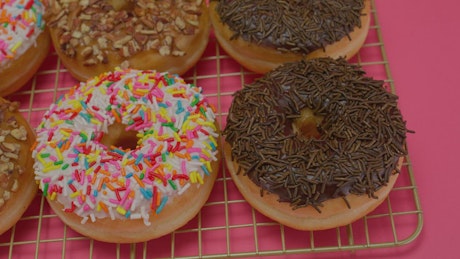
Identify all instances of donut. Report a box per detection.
[0,0,50,97]
[209,0,371,74]
[223,58,408,230]
[0,97,37,235]
[32,69,219,243]
[44,0,211,81]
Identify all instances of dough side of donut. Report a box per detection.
[48,3,211,81]
[0,98,38,235]
[46,135,220,243]
[33,70,221,243]
[224,142,402,231]
[0,31,50,97]
[209,0,371,74]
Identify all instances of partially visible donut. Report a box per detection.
[0,0,50,97]
[0,97,37,235]
[44,0,211,81]
[223,58,408,230]
[210,0,371,74]
[33,69,219,243]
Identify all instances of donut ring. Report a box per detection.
[0,98,37,235]
[44,0,211,81]
[0,0,50,97]
[33,69,219,243]
[223,58,408,230]
[210,0,371,74]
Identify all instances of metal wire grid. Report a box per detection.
[0,0,422,258]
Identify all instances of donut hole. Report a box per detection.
[293,108,324,140]
[100,122,139,151]
[107,0,134,11]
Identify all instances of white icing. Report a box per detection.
[0,0,46,67]
[33,69,218,225]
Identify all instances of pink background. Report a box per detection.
[373,1,458,258]
[1,0,457,258]
[280,0,460,258]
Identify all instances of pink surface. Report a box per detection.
[370,0,459,258]
[0,0,455,258]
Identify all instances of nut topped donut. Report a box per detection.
[0,97,37,235]
[223,58,408,230]
[44,0,211,81]
[0,0,50,97]
[210,0,371,74]
[33,69,219,243]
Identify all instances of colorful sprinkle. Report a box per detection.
[0,0,45,64]
[33,69,218,225]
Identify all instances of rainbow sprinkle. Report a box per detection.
[0,0,46,65]
[33,69,219,226]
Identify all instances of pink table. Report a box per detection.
[370,0,459,258]
[1,0,454,258]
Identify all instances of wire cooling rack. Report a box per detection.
[0,1,422,258]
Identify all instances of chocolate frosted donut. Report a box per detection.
[210,0,371,74]
[223,58,408,230]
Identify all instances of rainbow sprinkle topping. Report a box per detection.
[33,69,219,225]
[0,0,45,66]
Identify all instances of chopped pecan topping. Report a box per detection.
[45,0,204,66]
[11,126,27,141]
[0,102,28,210]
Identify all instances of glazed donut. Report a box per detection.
[223,58,408,230]
[0,0,50,97]
[33,69,219,243]
[0,98,37,235]
[44,0,211,81]
[210,0,371,74]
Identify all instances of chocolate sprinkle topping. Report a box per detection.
[213,0,365,54]
[224,58,408,211]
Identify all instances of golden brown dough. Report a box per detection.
[46,158,218,243]
[225,142,402,230]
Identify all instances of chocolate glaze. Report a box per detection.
[214,0,365,54]
[224,58,408,211]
